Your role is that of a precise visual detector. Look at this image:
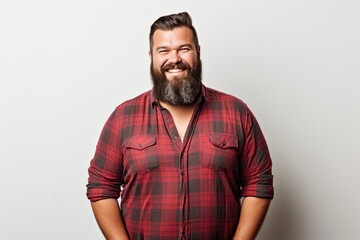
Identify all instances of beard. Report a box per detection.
[150,57,202,106]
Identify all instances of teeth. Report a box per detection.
[168,69,182,73]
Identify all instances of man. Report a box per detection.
[87,12,274,240]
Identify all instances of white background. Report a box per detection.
[1,0,359,239]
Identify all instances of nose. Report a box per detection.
[168,50,181,64]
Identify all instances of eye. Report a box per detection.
[179,47,190,52]
[157,49,169,54]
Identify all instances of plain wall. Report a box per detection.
[1,0,359,239]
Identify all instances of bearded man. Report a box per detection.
[87,12,274,240]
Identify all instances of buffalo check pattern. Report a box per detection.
[87,85,274,239]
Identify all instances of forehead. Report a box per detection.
[152,26,194,48]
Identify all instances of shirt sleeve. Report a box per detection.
[86,109,124,202]
[239,107,274,199]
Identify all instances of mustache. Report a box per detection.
[161,62,191,72]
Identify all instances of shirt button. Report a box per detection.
[139,144,143,147]
[173,135,178,140]
[222,141,226,146]
[180,170,184,176]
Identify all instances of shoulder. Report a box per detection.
[203,86,250,114]
[102,90,153,126]
[204,86,246,104]
[112,90,153,115]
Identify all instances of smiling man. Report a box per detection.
[150,25,202,107]
[87,12,274,240]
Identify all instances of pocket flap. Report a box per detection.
[207,132,238,149]
[125,135,156,150]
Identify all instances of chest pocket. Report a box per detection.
[202,132,239,170]
[124,135,158,174]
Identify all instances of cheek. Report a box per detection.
[182,54,197,66]
[153,57,167,69]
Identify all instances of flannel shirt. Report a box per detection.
[87,85,274,240]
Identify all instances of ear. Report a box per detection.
[148,51,152,60]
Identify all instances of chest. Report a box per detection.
[122,125,241,179]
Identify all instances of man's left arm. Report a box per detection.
[233,197,271,240]
[235,106,274,239]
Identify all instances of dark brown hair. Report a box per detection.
[149,12,199,52]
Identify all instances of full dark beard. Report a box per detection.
[150,58,202,106]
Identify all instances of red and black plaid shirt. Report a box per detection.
[87,85,274,239]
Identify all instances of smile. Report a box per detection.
[167,69,184,73]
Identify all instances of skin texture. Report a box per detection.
[233,197,271,240]
[90,26,272,240]
[91,199,129,240]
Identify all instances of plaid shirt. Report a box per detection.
[87,85,274,240]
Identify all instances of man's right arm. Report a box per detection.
[87,109,127,239]
[91,199,129,240]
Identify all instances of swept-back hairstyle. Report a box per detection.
[149,12,199,52]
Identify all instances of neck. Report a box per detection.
[159,101,197,142]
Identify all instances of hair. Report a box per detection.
[149,12,199,52]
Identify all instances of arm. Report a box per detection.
[234,107,273,239]
[91,199,129,240]
[87,109,127,239]
[233,197,271,240]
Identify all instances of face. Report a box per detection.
[150,26,202,106]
